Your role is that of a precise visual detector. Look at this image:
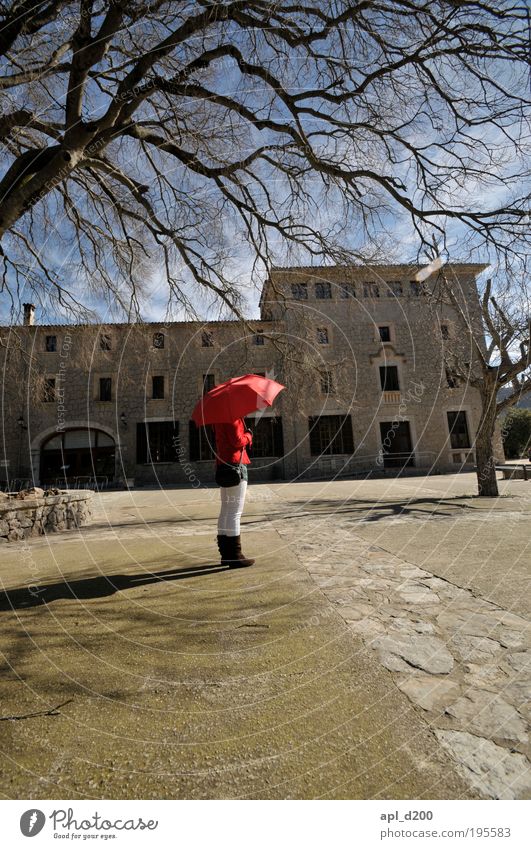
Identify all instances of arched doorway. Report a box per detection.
[40,428,116,485]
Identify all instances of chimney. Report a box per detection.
[22,303,36,326]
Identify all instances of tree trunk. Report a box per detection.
[475,408,499,497]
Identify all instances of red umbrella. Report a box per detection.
[191,373,285,426]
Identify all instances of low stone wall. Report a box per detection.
[0,489,93,543]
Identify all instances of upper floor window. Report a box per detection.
[291,282,308,300]
[99,333,111,351]
[441,324,450,339]
[340,282,356,298]
[152,375,165,399]
[253,331,265,345]
[45,335,57,352]
[387,280,403,297]
[316,327,329,344]
[153,332,165,349]
[363,282,380,298]
[99,377,112,402]
[379,365,400,391]
[446,368,459,389]
[201,330,214,347]
[43,377,56,402]
[410,280,423,297]
[315,280,331,299]
[378,325,391,343]
[447,411,470,449]
[320,370,334,394]
[203,373,215,394]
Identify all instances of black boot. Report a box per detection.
[226,534,255,568]
[217,534,230,566]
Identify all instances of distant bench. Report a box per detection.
[495,464,530,481]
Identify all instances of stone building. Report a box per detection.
[0,263,501,488]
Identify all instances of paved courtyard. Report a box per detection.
[0,472,529,799]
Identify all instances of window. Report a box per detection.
[291,282,308,300]
[340,282,356,298]
[201,330,214,347]
[378,326,391,343]
[320,371,334,394]
[315,280,331,299]
[316,327,329,344]
[308,415,354,456]
[152,375,165,399]
[43,377,56,402]
[153,332,165,349]
[45,335,57,352]
[441,324,450,339]
[136,421,179,463]
[202,373,215,394]
[253,331,265,345]
[447,411,471,449]
[410,280,423,296]
[363,282,379,298]
[387,280,403,297]
[99,377,112,402]
[99,333,111,351]
[189,421,215,461]
[379,366,400,391]
[445,368,459,389]
[250,417,284,457]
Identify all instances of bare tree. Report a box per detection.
[0,1,529,322]
[439,270,530,496]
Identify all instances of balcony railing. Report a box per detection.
[382,390,401,404]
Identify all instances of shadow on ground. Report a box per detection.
[0,564,228,611]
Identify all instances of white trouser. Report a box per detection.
[218,480,248,536]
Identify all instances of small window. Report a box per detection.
[315,280,331,299]
[43,377,56,402]
[316,327,329,344]
[320,371,334,394]
[410,280,423,296]
[363,282,380,298]
[441,324,450,339]
[153,332,165,349]
[202,373,215,394]
[378,326,391,343]
[45,335,57,352]
[340,282,356,299]
[201,330,214,347]
[445,368,458,389]
[99,377,112,402]
[379,366,400,391]
[99,333,111,351]
[152,375,165,399]
[291,282,308,300]
[253,331,265,345]
[447,411,471,449]
[387,281,403,297]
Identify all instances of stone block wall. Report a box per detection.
[0,489,93,543]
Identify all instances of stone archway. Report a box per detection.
[31,422,117,485]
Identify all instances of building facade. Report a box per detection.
[0,263,502,488]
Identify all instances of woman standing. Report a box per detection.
[213,417,255,568]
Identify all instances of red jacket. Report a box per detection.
[213,419,252,465]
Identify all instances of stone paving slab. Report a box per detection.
[274,515,531,800]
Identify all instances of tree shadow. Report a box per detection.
[0,563,228,612]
